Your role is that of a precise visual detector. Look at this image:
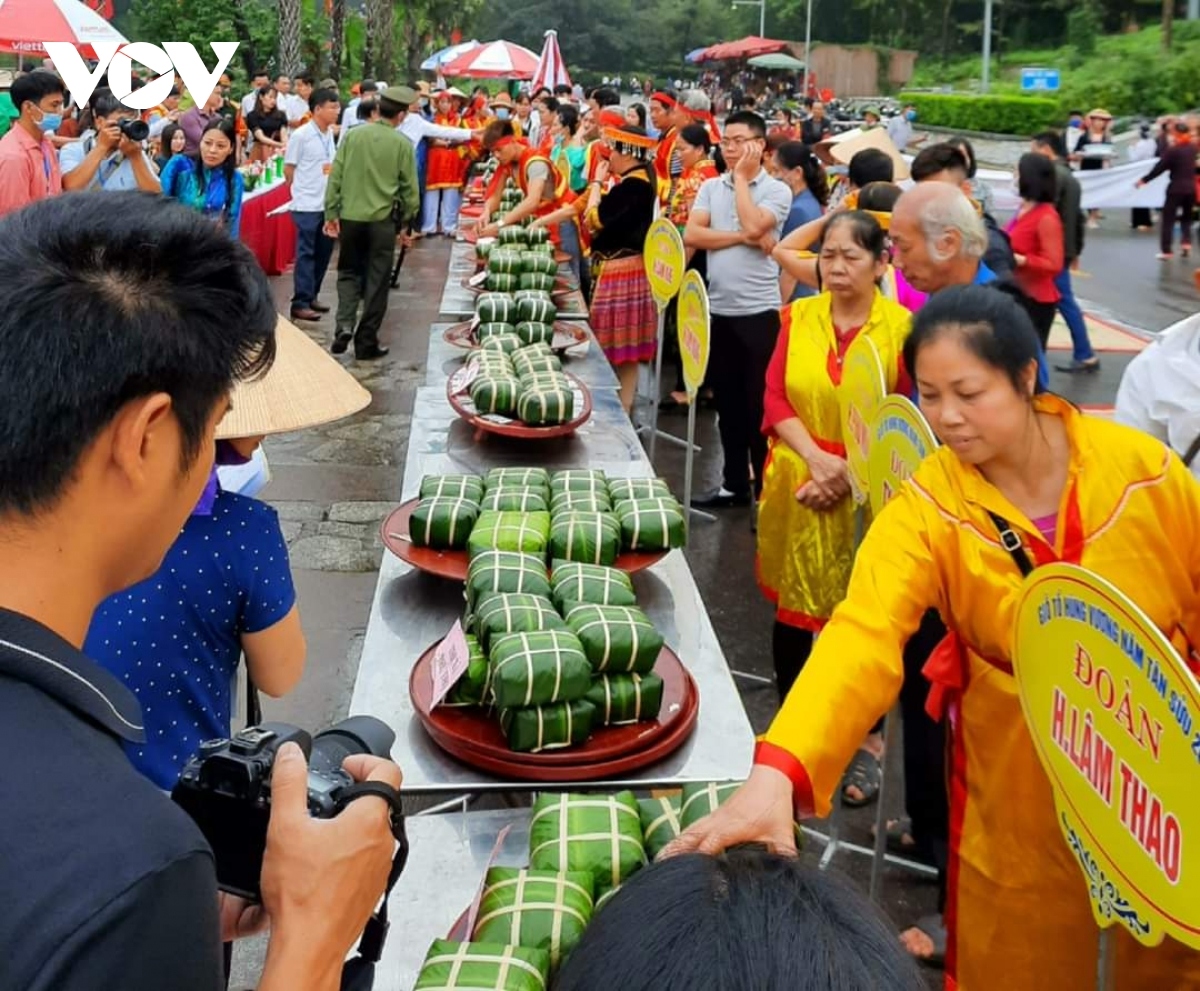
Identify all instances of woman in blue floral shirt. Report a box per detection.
[160,117,244,238]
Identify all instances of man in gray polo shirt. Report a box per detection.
[684,110,791,507]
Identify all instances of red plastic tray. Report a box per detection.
[443,320,588,353]
[380,499,667,579]
[447,369,593,440]
[410,639,699,781]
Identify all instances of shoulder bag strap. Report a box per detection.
[1181,432,1200,469]
[986,510,1036,578]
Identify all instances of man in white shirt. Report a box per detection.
[285,88,341,322]
[684,110,792,508]
[339,79,378,142]
[1115,312,1200,481]
[60,88,160,193]
[276,73,307,128]
[396,95,478,235]
[240,68,270,118]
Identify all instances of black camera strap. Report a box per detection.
[336,782,409,991]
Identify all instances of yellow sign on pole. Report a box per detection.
[644,217,687,311]
[677,270,710,400]
[867,395,938,517]
[838,336,886,506]
[1013,563,1200,950]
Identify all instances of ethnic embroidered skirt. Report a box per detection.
[589,255,657,366]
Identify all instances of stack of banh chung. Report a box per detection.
[422,467,684,753]
[464,341,575,427]
[408,474,485,551]
[412,789,657,989]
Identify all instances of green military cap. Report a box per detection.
[382,85,417,107]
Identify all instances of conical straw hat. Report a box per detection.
[815,126,910,181]
[216,316,371,439]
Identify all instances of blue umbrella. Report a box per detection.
[420,40,479,72]
[685,46,711,64]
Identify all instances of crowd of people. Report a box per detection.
[0,51,1199,991]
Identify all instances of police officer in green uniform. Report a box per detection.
[324,84,419,360]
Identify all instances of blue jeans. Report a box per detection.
[1054,267,1095,363]
[290,211,335,310]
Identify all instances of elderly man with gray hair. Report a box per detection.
[890,182,1050,382]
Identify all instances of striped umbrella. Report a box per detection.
[442,39,539,80]
[531,30,571,93]
[0,0,127,57]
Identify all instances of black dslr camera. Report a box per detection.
[172,716,397,901]
[118,118,150,142]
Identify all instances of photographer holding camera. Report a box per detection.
[0,192,401,991]
[60,87,160,193]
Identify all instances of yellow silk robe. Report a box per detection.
[763,395,1200,989]
[756,290,912,629]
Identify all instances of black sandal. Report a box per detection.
[841,748,882,807]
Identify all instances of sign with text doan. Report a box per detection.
[867,395,938,517]
[1013,564,1200,950]
[838,336,885,507]
[676,270,710,399]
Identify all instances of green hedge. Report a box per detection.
[899,93,1060,136]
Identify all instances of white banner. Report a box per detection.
[978,159,1170,213]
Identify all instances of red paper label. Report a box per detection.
[429,620,471,708]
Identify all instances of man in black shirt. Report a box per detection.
[800,100,831,147]
[0,193,401,991]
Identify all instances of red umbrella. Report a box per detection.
[698,36,788,63]
[0,0,127,58]
[531,30,571,93]
[442,39,539,80]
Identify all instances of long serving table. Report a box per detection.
[239,179,296,276]
[350,238,754,984]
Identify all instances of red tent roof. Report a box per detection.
[698,36,788,62]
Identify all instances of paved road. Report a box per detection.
[228,221,1195,989]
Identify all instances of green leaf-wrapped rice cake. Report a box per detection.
[679,781,744,829]
[499,698,596,753]
[476,293,517,325]
[608,477,672,504]
[472,868,594,970]
[480,332,524,355]
[527,225,551,245]
[511,349,561,377]
[413,940,549,991]
[638,795,682,858]
[549,490,612,516]
[548,511,621,566]
[519,271,555,292]
[549,562,637,610]
[562,603,663,674]
[584,672,664,725]
[477,321,516,341]
[498,225,528,246]
[443,633,492,707]
[472,592,566,650]
[528,791,647,895]
[467,510,551,559]
[487,272,519,294]
[409,497,479,550]
[550,469,608,497]
[515,321,554,348]
[485,467,550,492]
[613,497,686,551]
[419,473,484,503]
[470,375,522,416]
[488,629,592,708]
[517,295,557,325]
[517,387,574,426]
[480,488,549,513]
[466,551,551,609]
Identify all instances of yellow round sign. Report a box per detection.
[867,395,938,517]
[676,271,710,399]
[643,217,686,310]
[1013,563,1200,950]
[838,336,886,506]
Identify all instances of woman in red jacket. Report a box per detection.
[1006,153,1063,348]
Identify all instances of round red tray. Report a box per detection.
[380,499,667,579]
[447,369,593,440]
[410,639,699,781]
[461,274,574,299]
[443,320,588,353]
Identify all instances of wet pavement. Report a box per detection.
[230,216,1195,989]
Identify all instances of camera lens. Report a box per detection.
[309,716,395,777]
[120,118,150,142]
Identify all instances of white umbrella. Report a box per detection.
[531,29,571,93]
[442,40,539,80]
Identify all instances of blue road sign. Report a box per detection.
[1021,67,1061,92]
